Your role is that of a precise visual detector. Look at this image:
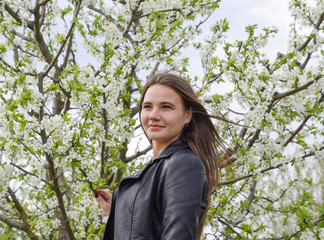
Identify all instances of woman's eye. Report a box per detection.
[162,105,172,109]
[143,105,151,109]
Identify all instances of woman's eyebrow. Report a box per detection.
[143,101,176,106]
[160,101,176,107]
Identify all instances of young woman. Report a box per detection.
[94,73,224,239]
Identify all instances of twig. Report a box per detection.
[79,168,96,193]
[43,0,82,77]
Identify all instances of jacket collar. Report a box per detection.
[122,140,189,181]
[153,139,189,162]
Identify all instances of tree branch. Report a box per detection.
[46,153,75,240]
[7,187,29,222]
[3,2,34,29]
[7,187,39,240]
[87,5,124,32]
[37,0,51,7]
[11,30,37,44]
[0,56,37,78]
[272,74,322,101]
[283,92,324,147]
[10,162,51,187]
[32,1,53,63]
[147,62,160,79]
[125,145,152,163]
[0,213,24,230]
[296,12,324,52]
[43,0,82,77]
[80,168,96,193]
[61,25,74,70]
[299,52,312,70]
[122,0,144,39]
[218,217,243,239]
[87,4,136,47]
[216,145,324,189]
[138,1,219,20]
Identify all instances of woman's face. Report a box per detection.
[141,84,192,149]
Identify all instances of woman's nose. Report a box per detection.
[149,107,160,120]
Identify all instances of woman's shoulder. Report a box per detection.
[165,147,205,170]
[159,146,207,184]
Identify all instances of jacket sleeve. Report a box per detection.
[160,151,208,240]
[103,189,117,240]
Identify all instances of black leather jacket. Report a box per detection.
[103,139,208,240]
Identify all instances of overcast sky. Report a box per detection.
[184,0,292,78]
[216,0,291,56]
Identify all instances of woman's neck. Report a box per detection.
[152,142,169,159]
[152,138,180,159]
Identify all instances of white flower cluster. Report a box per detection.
[0,163,14,198]
[288,0,324,53]
[202,0,324,238]
[1,0,322,239]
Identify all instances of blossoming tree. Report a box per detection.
[197,1,324,238]
[0,0,323,239]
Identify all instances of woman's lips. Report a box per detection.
[149,124,164,130]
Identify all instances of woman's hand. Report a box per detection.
[93,189,112,217]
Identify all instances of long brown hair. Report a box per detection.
[139,73,224,238]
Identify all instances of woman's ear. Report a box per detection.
[186,107,192,123]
